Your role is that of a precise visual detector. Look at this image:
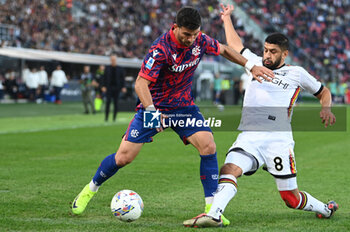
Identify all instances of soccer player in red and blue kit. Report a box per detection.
[72,6,274,225]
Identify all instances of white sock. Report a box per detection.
[298,191,330,216]
[89,180,100,192]
[205,196,214,205]
[207,174,238,220]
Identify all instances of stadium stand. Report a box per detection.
[0,0,349,102]
[234,0,350,82]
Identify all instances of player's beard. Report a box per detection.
[263,55,282,70]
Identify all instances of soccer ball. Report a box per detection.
[110,190,144,222]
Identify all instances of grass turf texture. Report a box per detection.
[0,102,349,231]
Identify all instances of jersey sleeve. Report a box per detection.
[297,67,322,95]
[202,34,220,56]
[241,48,262,65]
[241,48,263,73]
[138,46,166,82]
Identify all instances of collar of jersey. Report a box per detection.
[271,63,286,70]
[170,25,201,49]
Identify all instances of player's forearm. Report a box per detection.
[135,76,153,108]
[318,87,332,108]
[222,15,244,52]
[220,44,248,67]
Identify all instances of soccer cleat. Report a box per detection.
[205,204,230,226]
[316,201,339,219]
[72,184,97,215]
[183,213,223,228]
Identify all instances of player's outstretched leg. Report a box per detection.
[184,174,238,227]
[316,201,339,219]
[198,153,230,226]
[72,153,121,215]
[279,190,339,219]
[183,213,223,228]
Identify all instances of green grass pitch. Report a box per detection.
[0,102,349,231]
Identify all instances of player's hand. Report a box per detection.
[320,107,336,128]
[121,87,127,93]
[157,113,169,132]
[250,65,274,83]
[220,3,234,21]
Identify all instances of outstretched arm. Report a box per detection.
[219,43,274,82]
[315,86,336,127]
[218,4,274,82]
[220,3,244,53]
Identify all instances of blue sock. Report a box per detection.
[92,153,120,186]
[200,153,219,197]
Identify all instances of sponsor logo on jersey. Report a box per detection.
[192,45,200,56]
[152,49,159,57]
[172,53,177,61]
[271,77,289,89]
[258,76,290,89]
[169,57,200,72]
[145,57,155,69]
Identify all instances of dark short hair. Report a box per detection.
[265,33,289,51]
[176,7,201,30]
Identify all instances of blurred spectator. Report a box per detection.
[25,67,40,102]
[4,72,18,101]
[235,0,350,82]
[338,82,347,104]
[327,79,338,103]
[102,54,126,122]
[197,70,214,101]
[50,64,67,104]
[1,0,347,88]
[94,65,105,112]
[213,73,222,104]
[21,65,30,85]
[80,65,96,114]
[0,76,4,100]
[95,65,105,96]
[0,0,220,59]
[38,65,49,103]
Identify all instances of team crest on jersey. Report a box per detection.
[192,46,200,56]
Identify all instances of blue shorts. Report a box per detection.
[123,105,212,144]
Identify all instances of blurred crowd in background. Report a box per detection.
[0,0,349,104]
[236,0,350,82]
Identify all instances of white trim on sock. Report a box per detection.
[89,180,100,192]
[219,174,237,183]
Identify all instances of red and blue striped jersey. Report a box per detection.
[138,26,220,110]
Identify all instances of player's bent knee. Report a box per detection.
[200,141,216,155]
[220,163,242,178]
[115,151,134,167]
[279,191,299,208]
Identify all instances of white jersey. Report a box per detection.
[238,48,323,132]
[51,70,67,87]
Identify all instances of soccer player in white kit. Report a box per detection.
[184,4,338,228]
